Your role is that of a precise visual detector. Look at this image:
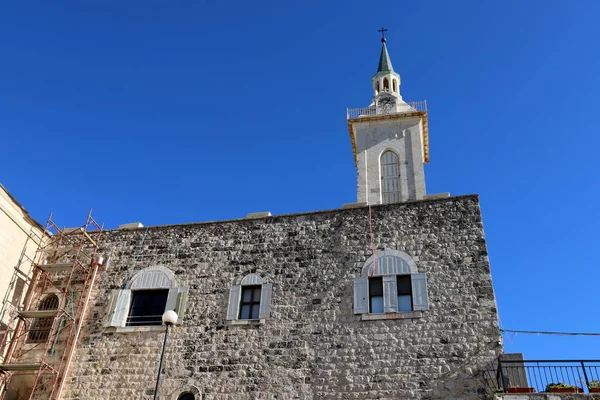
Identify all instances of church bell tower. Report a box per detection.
[346,31,430,205]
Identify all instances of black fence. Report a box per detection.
[483,359,600,394]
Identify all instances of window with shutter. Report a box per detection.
[228,274,272,322]
[356,250,429,317]
[106,266,188,328]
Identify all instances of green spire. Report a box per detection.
[377,40,394,73]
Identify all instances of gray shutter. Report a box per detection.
[226,285,241,320]
[111,289,132,327]
[103,290,120,327]
[175,289,188,324]
[165,287,179,311]
[383,275,398,313]
[353,277,369,314]
[258,283,273,319]
[411,273,429,311]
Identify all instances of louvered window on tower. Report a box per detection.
[104,266,188,328]
[227,274,272,322]
[380,150,401,204]
[354,250,429,316]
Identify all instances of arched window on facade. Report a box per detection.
[380,150,401,204]
[104,266,188,328]
[383,78,389,91]
[353,249,429,316]
[392,79,398,93]
[226,273,273,322]
[28,294,59,342]
[177,393,195,400]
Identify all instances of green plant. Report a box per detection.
[545,382,577,391]
[589,380,600,389]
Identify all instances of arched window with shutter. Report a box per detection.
[380,150,401,204]
[104,266,188,328]
[353,249,429,316]
[226,273,273,322]
[28,294,59,342]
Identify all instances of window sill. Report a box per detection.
[360,311,422,321]
[114,325,166,333]
[228,319,266,326]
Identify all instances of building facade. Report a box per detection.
[0,38,502,400]
[0,185,46,326]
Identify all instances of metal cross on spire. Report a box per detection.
[378,27,388,43]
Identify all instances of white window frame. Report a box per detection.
[104,266,188,328]
[354,249,429,319]
[226,273,272,324]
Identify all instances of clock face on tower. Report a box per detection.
[377,96,396,112]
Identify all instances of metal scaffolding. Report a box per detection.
[0,211,103,400]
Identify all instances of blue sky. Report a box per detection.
[1,1,599,359]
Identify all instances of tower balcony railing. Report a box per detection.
[346,100,427,120]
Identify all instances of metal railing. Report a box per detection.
[484,359,600,394]
[346,100,427,120]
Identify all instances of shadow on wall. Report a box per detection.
[428,346,504,400]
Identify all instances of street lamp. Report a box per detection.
[153,310,178,400]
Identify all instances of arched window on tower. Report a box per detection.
[383,78,389,91]
[375,81,380,95]
[380,150,401,204]
[28,294,59,343]
[392,79,398,93]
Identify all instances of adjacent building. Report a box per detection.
[0,185,46,327]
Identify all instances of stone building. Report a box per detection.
[0,37,502,400]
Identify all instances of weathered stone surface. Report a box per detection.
[58,195,501,400]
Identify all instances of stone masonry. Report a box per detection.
[58,195,501,400]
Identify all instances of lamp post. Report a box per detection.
[153,310,178,400]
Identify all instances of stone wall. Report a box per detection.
[59,195,501,400]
